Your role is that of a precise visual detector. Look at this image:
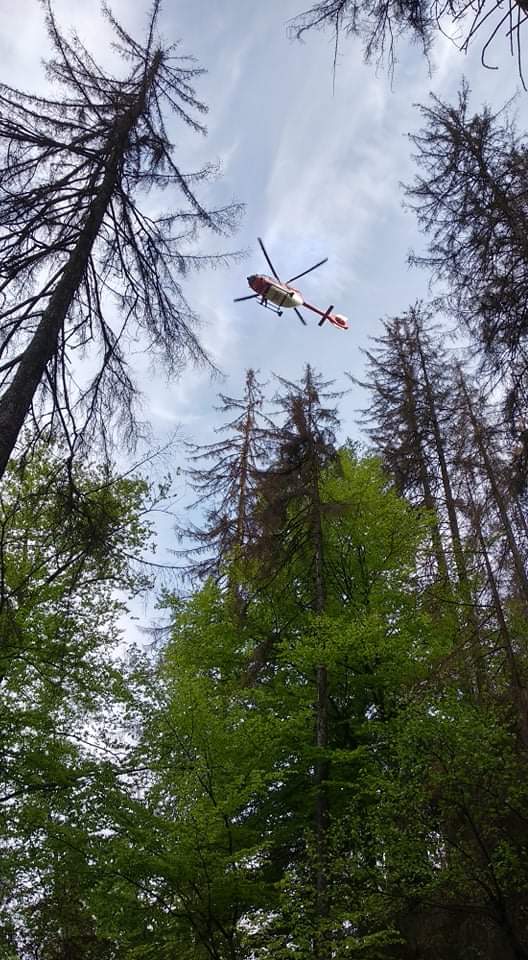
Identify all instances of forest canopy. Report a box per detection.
[1,3,528,960]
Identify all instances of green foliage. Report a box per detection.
[2,434,527,959]
[113,447,527,958]
[102,449,439,958]
[0,445,160,958]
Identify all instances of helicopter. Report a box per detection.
[233,238,348,331]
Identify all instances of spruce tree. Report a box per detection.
[354,311,450,582]
[0,1,240,475]
[406,83,528,426]
[290,0,528,81]
[454,363,528,607]
[256,365,342,602]
[450,363,528,746]
[180,369,269,582]
[357,307,471,589]
[357,306,491,693]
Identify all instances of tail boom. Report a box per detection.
[303,301,349,330]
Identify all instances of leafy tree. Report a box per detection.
[260,450,433,958]
[0,0,241,477]
[0,444,159,956]
[128,584,289,960]
[14,835,123,960]
[379,695,528,959]
[116,446,433,959]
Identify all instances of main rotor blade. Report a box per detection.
[233,294,260,302]
[258,237,281,282]
[294,308,307,326]
[287,257,328,284]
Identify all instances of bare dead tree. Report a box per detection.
[355,305,496,696]
[454,363,528,607]
[352,313,452,584]
[0,1,242,477]
[179,369,270,582]
[289,0,528,85]
[405,82,528,430]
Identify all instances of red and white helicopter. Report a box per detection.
[234,238,348,331]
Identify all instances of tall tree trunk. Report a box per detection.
[457,368,528,607]
[309,430,330,960]
[413,325,484,693]
[414,330,468,586]
[467,482,528,748]
[0,53,162,478]
[395,331,451,583]
[231,386,252,618]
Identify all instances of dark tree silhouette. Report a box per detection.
[359,304,528,741]
[405,83,528,428]
[454,362,528,608]
[181,368,269,581]
[356,308,468,586]
[450,362,528,747]
[355,306,494,695]
[290,0,528,83]
[0,1,241,477]
[258,366,342,607]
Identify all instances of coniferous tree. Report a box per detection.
[411,315,472,592]
[358,306,492,694]
[181,369,269,583]
[354,311,450,582]
[290,0,528,81]
[463,471,528,747]
[0,1,241,476]
[177,366,346,957]
[453,363,528,607]
[406,83,528,428]
[355,316,528,956]
[256,365,342,601]
[449,363,528,746]
[358,307,472,587]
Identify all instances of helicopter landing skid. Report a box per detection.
[260,298,283,317]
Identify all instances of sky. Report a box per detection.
[1,0,527,624]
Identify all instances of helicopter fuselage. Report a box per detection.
[247,274,303,309]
